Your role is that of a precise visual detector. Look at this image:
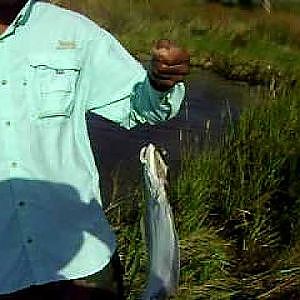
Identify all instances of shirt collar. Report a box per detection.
[0,0,35,40]
[14,0,36,27]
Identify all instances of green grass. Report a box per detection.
[51,0,300,86]
[106,87,300,299]
[104,87,300,299]
[170,87,300,298]
[51,0,300,298]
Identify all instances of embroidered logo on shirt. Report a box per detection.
[56,40,77,50]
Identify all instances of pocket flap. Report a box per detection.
[28,52,81,71]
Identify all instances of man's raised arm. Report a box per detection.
[84,29,190,129]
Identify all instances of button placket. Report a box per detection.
[4,120,19,173]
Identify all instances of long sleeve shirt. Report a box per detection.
[0,0,185,294]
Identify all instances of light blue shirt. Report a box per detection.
[0,0,185,294]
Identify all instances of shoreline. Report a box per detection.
[133,51,297,92]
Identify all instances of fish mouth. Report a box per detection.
[140,143,168,181]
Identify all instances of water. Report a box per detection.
[86,69,260,205]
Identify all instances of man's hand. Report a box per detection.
[149,39,190,92]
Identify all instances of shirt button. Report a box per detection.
[27,238,33,244]
[1,80,7,85]
[11,162,17,168]
[23,81,27,86]
[5,121,11,126]
[18,201,25,207]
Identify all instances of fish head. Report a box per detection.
[140,143,168,185]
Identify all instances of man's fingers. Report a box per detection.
[150,78,177,90]
[150,39,190,91]
[154,39,176,50]
[152,62,190,75]
[152,49,190,62]
[151,40,173,58]
[151,71,185,83]
[152,48,190,66]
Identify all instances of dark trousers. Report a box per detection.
[0,281,119,300]
[0,252,125,300]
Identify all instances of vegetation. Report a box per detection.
[54,0,300,88]
[103,86,300,299]
[173,87,300,298]
[53,0,300,298]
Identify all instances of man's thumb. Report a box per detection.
[155,39,173,50]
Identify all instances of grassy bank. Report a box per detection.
[53,0,300,298]
[94,2,300,298]
[58,0,300,89]
[106,89,300,299]
[172,86,300,298]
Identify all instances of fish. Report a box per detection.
[140,143,180,300]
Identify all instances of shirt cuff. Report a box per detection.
[146,76,186,119]
[146,77,172,101]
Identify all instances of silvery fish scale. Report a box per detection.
[140,144,180,300]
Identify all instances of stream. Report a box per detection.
[86,69,261,206]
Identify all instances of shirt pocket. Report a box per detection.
[28,53,81,120]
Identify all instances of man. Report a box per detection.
[0,0,190,299]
